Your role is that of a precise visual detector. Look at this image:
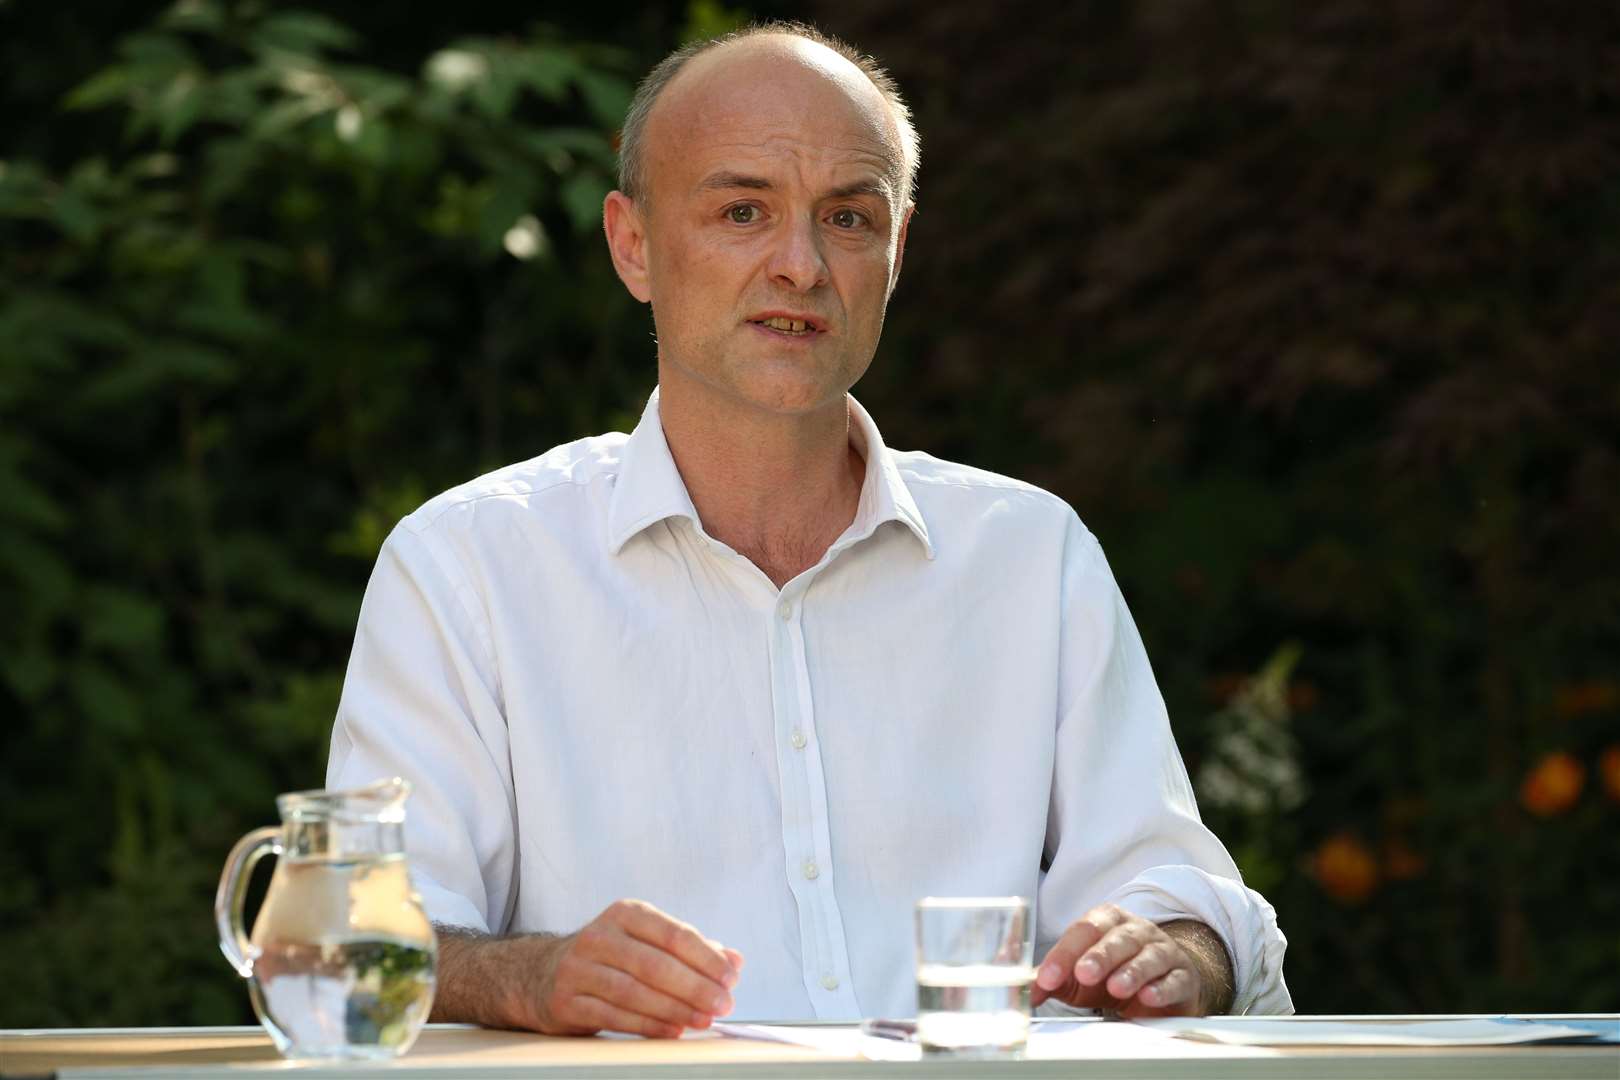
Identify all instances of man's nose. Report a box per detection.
[766,213,830,292]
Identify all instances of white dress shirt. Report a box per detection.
[327,389,1293,1019]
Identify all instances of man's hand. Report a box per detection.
[1032,905,1234,1017]
[432,899,744,1038]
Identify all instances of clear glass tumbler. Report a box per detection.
[915,896,1034,1058]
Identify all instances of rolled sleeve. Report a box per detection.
[326,522,516,934]
[1036,515,1293,1015]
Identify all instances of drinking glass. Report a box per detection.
[914,896,1034,1057]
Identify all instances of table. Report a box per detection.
[3,1017,1615,1079]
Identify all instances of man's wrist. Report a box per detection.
[1160,919,1236,1015]
[432,925,571,1031]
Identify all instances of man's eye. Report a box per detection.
[726,205,758,224]
[829,208,867,229]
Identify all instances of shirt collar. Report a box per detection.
[607,388,935,559]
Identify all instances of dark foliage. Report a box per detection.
[2,0,1616,1025]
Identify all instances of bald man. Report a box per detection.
[327,22,1293,1037]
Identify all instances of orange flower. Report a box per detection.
[1553,682,1619,719]
[1519,752,1586,817]
[1382,837,1428,881]
[1311,833,1379,904]
[1599,746,1620,803]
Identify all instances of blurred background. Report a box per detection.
[3,0,1617,1026]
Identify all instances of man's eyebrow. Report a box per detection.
[824,178,893,201]
[694,172,894,201]
[697,171,774,192]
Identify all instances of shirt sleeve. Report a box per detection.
[1036,514,1293,1015]
[326,521,516,935]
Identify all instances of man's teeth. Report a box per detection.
[761,317,809,332]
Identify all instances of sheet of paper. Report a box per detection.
[1029,1020,1266,1059]
[714,1019,1264,1061]
[711,1022,915,1061]
[1132,1016,1609,1046]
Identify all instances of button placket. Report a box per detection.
[770,587,861,1017]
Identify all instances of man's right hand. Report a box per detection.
[433,900,744,1039]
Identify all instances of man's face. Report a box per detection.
[621,38,911,417]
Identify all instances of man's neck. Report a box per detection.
[655,376,865,590]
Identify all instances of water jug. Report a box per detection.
[215,778,437,1060]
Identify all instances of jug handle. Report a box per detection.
[214,826,281,978]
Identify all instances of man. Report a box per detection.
[327,22,1292,1038]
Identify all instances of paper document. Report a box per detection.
[1133,1016,1610,1046]
[715,1018,1264,1061]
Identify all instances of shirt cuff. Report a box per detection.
[410,869,491,934]
[1104,864,1294,1015]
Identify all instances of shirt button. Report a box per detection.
[821,974,840,991]
[802,859,819,880]
[790,729,807,750]
[777,601,792,621]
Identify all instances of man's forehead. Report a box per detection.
[688,134,899,199]
[646,36,905,194]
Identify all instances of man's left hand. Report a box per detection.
[1032,905,1234,1017]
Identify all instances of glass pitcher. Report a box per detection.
[215,778,438,1060]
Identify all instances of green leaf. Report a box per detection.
[561,171,609,233]
[574,70,631,129]
[250,97,329,140]
[159,0,227,33]
[156,72,206,145]
[469,65,522,120]
[119,31,196,73]
[49,189,102,245]
[0,641,59,704]
[64,68,132,111]
[477,184,528,255]
[81,342,238,406]
[82,587,167,654]
[69,660,142,737]
[513,44,578,101]
[680,0,749,43]
[251,12,360,56]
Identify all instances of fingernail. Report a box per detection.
[712,993,733,1014]
[690,1011,711,1028]
[1077,958,1100,980]
[1116,975,1136,994]
[722,969,739,989]
[1037,962,1061,988]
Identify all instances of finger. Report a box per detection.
[722,947,745,974]
[1128,966,1200,1015]
[580,963,718,1030]
[609,936,736,1018]
[617,901,740,989]
[1105,939,1181,1001]
[1076,920,1154,987]
[1031,974,1118,1010]
[1035,905,1128,992]
[567,993,685,1040]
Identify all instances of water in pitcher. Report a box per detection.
[916,962,1036,1056]
[249,854,435,1059]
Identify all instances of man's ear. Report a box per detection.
[603,190,652,304]
[887,204,913,298]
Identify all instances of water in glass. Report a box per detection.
[915,897,1033,1058]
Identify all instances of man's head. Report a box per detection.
[602,23,921,417]
[617,23,920,211]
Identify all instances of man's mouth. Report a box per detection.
[750,316,819,335]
